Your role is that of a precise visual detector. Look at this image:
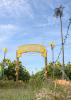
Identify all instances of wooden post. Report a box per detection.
[16,52,19,81]
[45,55,48,79]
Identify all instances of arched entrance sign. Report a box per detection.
[16,44,47,81]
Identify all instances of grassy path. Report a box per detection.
[0,80,71,100]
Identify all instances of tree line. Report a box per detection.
[0,58,71,81]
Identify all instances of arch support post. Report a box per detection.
[16,52,19,81]
[45,56,48,79]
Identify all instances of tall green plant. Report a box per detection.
[49,41,55,79]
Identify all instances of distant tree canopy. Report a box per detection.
[0,59,30,81]
[31,61,71,81]
[0,59,71,81]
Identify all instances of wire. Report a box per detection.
[55,49,62,63]
[55,19,71,63]
[64,20,71,44]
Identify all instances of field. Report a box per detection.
[0,80,71,100]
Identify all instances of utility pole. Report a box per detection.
[54,5,65,79]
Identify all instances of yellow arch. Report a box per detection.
[16,44,47,58]
[16,44,47,81]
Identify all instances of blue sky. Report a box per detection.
[0,0,71,74]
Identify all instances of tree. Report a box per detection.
[54,62,62,79]
[65,62,71,80]
[3,59,30,81]
[54,5,65,79]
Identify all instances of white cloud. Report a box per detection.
[0,24,17,42]
[0,24,16,30]
[0,0,33,18]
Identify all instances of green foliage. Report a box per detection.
[47,62,62,79]
[0,58,71,81]
[19,66,30,81]
[0,59,30,81]
[54,62,62,78]
[31,62,71,80]
[65,62,71,80]
[46,62,71,79]
[29,70,45,90]
[47,63,53,77]
[34,70,44,80]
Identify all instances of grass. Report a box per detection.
[0,88,35,100]
[0,80,71,100]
